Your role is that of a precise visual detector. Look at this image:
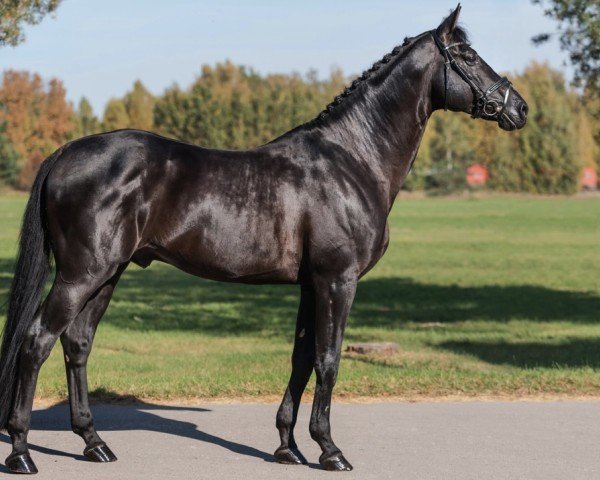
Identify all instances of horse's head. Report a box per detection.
[430,4,528,131]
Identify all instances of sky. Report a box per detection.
[0,0,570,116]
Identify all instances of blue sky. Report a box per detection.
[0,0,569,116]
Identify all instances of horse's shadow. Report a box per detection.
[0,397,280,469]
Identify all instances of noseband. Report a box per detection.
[431,30,512,121]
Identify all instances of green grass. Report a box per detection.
[1,194,599,400]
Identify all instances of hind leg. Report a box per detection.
[60,264,127,463]
[5,268,118,474]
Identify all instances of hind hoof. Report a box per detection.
[84,444,117,463]
[274,446,307,465]
[320,452,353,471]
[5,453,38,474]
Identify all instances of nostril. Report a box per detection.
[520,103,529,118]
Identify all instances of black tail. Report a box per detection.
[0,148,62,430]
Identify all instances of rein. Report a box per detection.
[430,30,512,121]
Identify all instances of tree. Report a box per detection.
[153,85,190,140]
[426,112,477,192]
[487,63,582,194]
[37,78,76,146]
[0,0,62,47]
[0,122,19,186]
[0,70,74,188]
[154,61,347,150]
[75,97,99,137]
[124,80,155,131]
[532,1,599,126]
[102,98,129,131]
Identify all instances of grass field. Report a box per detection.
[1,194,599,401]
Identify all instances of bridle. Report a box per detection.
[431,29,512,121]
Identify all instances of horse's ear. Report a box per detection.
[436,4,462,39]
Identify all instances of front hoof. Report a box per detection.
[84,444,117,463]
[5,453,38,474]
[274,446,307,465]
[319,452,353,471]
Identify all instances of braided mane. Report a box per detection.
[317,37,413,120]
[317,26,470,120]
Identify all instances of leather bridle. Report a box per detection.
[431,29,512,121]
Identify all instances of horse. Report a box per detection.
[0,4,527,474]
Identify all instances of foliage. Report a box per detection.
[489,63,581,193]
[102,98,129,132]
[532,0,600,146]
[532,0,599,93]
[154,61,345,149]
[425,112,476,193]
[123,80,155,131]
[574,98,599,169]
[75,97,100,137]
[0,0,62,47]
[0,60,596,192]
[411,63,594,194]
[0,123,19,186]
[0,70,74,188]
[101,80,155,132]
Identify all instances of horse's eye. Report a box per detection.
[464,52,477,66]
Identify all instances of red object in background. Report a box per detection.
[581,167,598,190]
[466,164,488,187]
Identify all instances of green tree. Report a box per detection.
[488,63,581,193]
[532,0,600,145]
[153,85,190,140]
[153,61,338,149]
[0,0,62,47]
[102,98,129,131]
[75,97,99,137]
[532,0,599,92]
[426,112,476,192]
[124,80,155,131]
[0,122,19,186]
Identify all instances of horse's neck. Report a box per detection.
[314,41,434,210]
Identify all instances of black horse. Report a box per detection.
[0,5,527,474]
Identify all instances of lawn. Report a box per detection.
[0,194,599,402]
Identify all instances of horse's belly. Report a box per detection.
[142,225,302,284]
[183,251,300,284]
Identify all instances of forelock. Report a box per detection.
[453,26,470,45]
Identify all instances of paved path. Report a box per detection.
[1,401,599,479]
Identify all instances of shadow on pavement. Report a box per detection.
[0,394,277,467]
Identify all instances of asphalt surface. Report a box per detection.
[1,401,599,479]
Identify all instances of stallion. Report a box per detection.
[0,4,527,474]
